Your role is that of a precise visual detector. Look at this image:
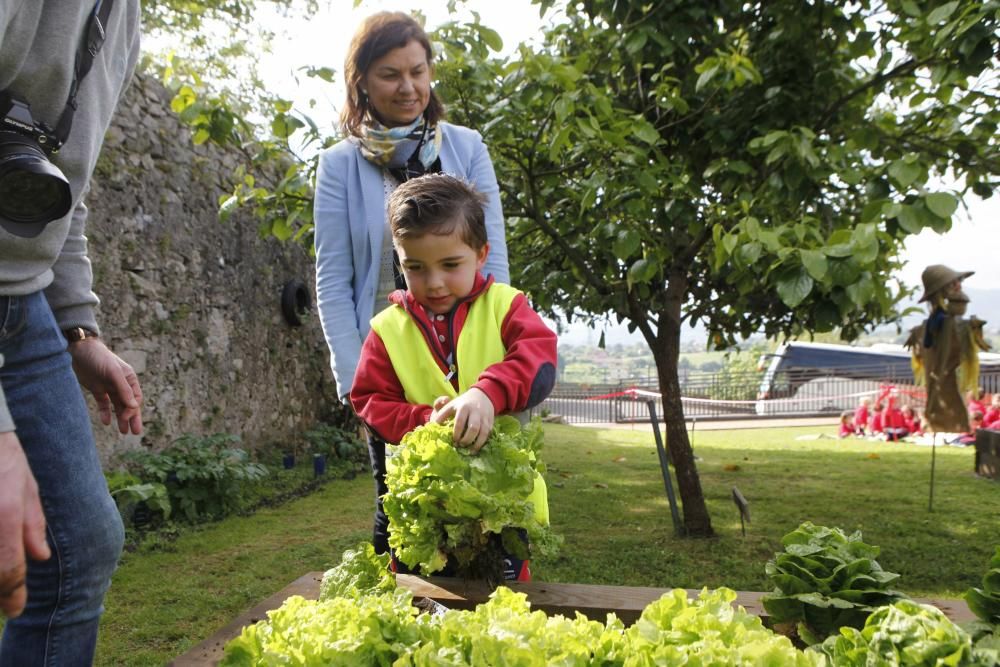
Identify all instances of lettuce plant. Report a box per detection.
[815,599,989,666]
[383,416,560,580]
[318,542,395,601]
[221,590,427,666]
[624,587,823,666]
[965,546,1000,625]
[762,522,904,644]
[402,587,627,666]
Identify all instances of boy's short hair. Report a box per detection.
[388,174,488,250]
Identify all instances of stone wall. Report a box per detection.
[85,73,347,466]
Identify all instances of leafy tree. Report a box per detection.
[433,0,1000,536]
[142,0,327,242]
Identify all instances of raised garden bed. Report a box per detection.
[975,428,1000,479]
[169,572,975,666]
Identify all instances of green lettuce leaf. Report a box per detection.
[814,599,981,666]
[762,522,904,642]
[383,416,560,578]
[318,541,395,601]
[965,546,1000,624]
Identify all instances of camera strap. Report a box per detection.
[52,0,115,150]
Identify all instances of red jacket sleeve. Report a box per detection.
[472,294,557,415]
[350,331,432,444]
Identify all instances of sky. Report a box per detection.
[258,0,998,344]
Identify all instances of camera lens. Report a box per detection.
[0,130,72,229]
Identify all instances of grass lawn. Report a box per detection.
[533,424,998,597]
[95,475,373,665]
[93,423,999,665]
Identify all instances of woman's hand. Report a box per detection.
[431,389,494,453]
[68,338,143,435]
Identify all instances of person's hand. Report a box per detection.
[68,338,143,435]
[431,388,495,453]
[0,431,50,618]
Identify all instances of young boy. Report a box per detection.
[350,173,557,580]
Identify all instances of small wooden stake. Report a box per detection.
[929,431,937,512]
[732,487,750,537]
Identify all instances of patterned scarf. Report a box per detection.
[358,115,442,173]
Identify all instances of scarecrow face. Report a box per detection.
[946,296,968,316]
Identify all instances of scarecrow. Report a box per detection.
[905,265,991,433]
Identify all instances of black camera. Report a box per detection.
[0,91,72,237]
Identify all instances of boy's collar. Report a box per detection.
[392,272,495,314]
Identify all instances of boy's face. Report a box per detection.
[396,229,489,315]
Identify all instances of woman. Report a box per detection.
[313,11,510,553]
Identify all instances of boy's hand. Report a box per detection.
[431,388,495,453]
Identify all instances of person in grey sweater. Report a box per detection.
[0,2,142,664]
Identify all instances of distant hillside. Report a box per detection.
[555,288,1000,349]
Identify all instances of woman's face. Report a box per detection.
[363,40,432,128]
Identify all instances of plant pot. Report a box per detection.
[282,453,295,470]
[313,454,326,477]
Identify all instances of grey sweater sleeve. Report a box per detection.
[0,1,141,431]
[45,13,142,333]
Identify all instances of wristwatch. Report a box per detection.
[63,326,99,343]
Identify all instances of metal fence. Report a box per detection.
[532,366,1000,424]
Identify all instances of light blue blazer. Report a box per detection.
[314,122,510,400]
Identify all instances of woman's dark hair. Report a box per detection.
[340,11,446,137]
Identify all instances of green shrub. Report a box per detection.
[302,423,367,463]
[123,433,269,522]
[106,470,172,527]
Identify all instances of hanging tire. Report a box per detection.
[281,279,312,326]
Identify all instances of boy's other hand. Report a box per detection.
[431,388,495,453]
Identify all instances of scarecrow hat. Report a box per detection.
[919,264,973,302]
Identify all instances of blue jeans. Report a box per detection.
[0,292,124,666]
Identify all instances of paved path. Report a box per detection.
[569,417,839,431]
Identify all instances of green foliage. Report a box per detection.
[966,547,1000,624]
[430,0,1000,537]
[106,470,172,523]
[123,433,269,522]
[221,590,425,666]
[302,423,366,462]
[318,542,395,601]
[762,522,904,644]
[96,424,1000,664]
[411,586,626,665]
[383,416,560,580]
[223,577,826,665]
[146,0,328,245]
[437,1,1000,346]
[814,599,991,666]
[162,62,324,244]
[703,347,767,401]
[626,588,820,666]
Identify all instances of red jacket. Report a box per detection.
[883,406,906,430]
[854,405,869,430]
[351,274,557,444]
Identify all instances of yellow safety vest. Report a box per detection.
[371,283,549,525]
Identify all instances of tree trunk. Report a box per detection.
[648,288,714,537]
